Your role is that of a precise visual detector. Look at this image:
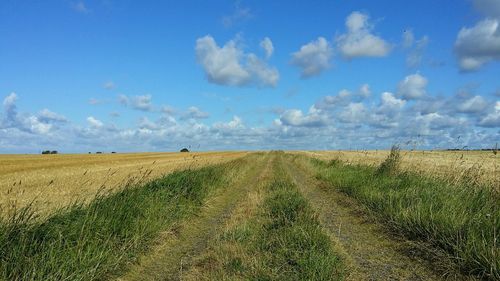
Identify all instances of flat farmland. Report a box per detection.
[300,150,499,188]
[0,151,247,215]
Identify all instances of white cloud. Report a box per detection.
[87,116,104,128]
[2,92,18,126]
[213,116,244,131]
[183,106,210,120]
[359,84,371,98]
[38,109,67,123]
[291,37,333,78]
[479,101,500,127]
[339,102,367,123]
[336,11,391,58]
[118,94,153,111]
[279,106,327,127]
[316,89,352,109]
[195,35,279,87]
[454,18,500,71]
[379,92,406,112]
[457,95,488,113]
[131,95,153,111]
[260,37,274,59]
[397,73,428,100]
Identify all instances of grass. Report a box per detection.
[0,158,245,281]
[188,153,343,280]
[312,151,499,280]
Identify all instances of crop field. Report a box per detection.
[0,151,246,216]
[0,150,498,280]
[301,150,499,187]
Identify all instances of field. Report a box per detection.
[300,150,499,187]
[0,150,498,280]
[0,151,246,215]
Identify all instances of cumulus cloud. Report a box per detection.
[260,37,274,59]
[1,91,498,153]
[336,11,391,58]
[457,95,488,113]
[397,73,428,100]
[118,94,153,111]
[1,93,66,135]
[279,106,327,127]
[454,18,500,71]
[291,37,333,78]
[87,116,104,128]
[213,116,244,131]
[479,101,500,127]
[182,106,210,120]
[316,89,352,109]
[38,109,67,123]
[379,92,406,113]
[195,35,279,87]
[2,92,18,126]
[339,102,367,123]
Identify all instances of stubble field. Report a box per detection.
[0,151,247,215]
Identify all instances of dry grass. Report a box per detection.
[0,151,247,216]
[299,150,499,188]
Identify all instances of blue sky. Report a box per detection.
[1,0,499,153]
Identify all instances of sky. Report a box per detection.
[1,0,499,153]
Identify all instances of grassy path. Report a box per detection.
[180,152,343,280]
[283,154,468,281]
[116,153,273,281]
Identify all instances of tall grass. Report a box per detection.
[201,155,343,280]
[256,179,343,280]
[0,159,243,281]
[313,152,499,280]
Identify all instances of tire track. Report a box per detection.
[116,153,272,281]
[283,155,467,281]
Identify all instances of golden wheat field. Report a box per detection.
[0,151,247,216]
[299,150,499,187]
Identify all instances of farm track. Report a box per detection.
[283,155,470,281]
[116,153,273,281]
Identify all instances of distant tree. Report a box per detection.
[50,151,58,154]
[96,152,102,154]
[111,151,116,154]
[41,150,51,154]
[180,148,189,152]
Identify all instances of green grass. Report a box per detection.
[312,155,499,280]
[203,155,343,280]
[256,179,343,280]
[0,158,244,281]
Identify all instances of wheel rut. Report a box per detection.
[283,156,468,281]
[116,153,273,281]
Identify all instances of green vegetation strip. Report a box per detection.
[0,158,245,281]
[198,157,343,280]
[312,152,499,280]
